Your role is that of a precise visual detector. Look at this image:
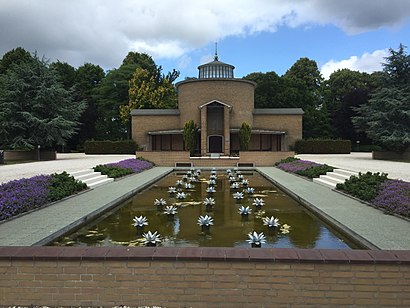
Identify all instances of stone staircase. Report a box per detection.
[70,169,114,189]
[313,169,358,189]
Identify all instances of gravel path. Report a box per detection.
[0,153,134,184]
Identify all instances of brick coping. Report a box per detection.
[0,247,409,264]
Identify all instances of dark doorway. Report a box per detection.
[209,135,223,153]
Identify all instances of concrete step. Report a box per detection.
[333,169,358,178]
[70,169,94,177]
[313,169,359,189]
[75,171,103,181]
[316,175,344,185]
[70,169,113,189]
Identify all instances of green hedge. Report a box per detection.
[294,139,351,154]
[84,140,137,154]
[336,172,388,201]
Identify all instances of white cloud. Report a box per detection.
[320,49,388,79]
[0,0,409,68]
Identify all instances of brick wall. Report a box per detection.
[137,151,294,167]
[131,115,181,150]
[3,150,56,161]
[0,247,409,306]
[177,79,255,126]
[253,114,303,149]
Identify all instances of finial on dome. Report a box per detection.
[214,41,218,61]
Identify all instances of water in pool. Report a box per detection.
[51,170,361,249]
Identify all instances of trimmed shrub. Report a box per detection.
[94,158,153,179]
[84,140,137,154]
[47,172,87,202]
[239,122,252,151]
[336,172,388,201]
[296,164,334,179]
[294,139,351,154]
[93,165,134,178]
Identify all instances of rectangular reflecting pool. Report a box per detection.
[51,170,363,249]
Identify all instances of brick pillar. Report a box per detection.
[200,106,207,156]
[224,106,230,155]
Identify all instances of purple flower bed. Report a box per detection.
[0,175,51,221]
[107,158,153,173]
[276,160,321,173]
[372,179,410,218]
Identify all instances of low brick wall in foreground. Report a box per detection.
[0,247,409,306]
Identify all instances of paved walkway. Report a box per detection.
[258,167,410,250]
[0,153,135,184]
[297,153,409,181]
[0,167,173,246]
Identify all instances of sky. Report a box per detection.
[0,0,409,81]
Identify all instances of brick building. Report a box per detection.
[131,54,303,158]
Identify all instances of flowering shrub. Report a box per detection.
[276,160,321,173]
[0,175,51,221]
[107,158,153,174]
[0,173,87,221]
[94,158,153,179]
[372,179,410,217]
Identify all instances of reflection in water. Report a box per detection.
[51,171,361,249]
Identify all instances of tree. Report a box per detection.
[352,45,410,152]
[93,51,179,140]
[325,69,373,141]
[383,43,410,85]
[50,61,76,90]
[284,58,331,138]
[244,71,284,108]
[93,63,136,140]
[182,120,199,155]
[119,67,178,123]
[0,54,85,150]
[0,47,33,74]
[67,63,105,149]
[238,122,252,150]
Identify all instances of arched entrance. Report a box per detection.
[208,135,223,153]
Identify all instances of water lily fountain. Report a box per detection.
[262,216,280,230]
[252,198,265,208]
[154,198,167,208]
[142,231,161,246]
[132,215,148,233]
[247,231,267,248]
[197,215,214,232]
[238,205,252,217]
[163,205,178,216]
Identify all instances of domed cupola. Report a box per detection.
[198,47,235,79]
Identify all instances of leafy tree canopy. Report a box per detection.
[0,54,85,150]
[0,47,33,74]
[352,44,410,152]
[120,67,178,123]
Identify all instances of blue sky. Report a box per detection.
[1,0,409,80]
[166,23,410,80]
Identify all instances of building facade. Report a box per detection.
[131,56,303,158]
